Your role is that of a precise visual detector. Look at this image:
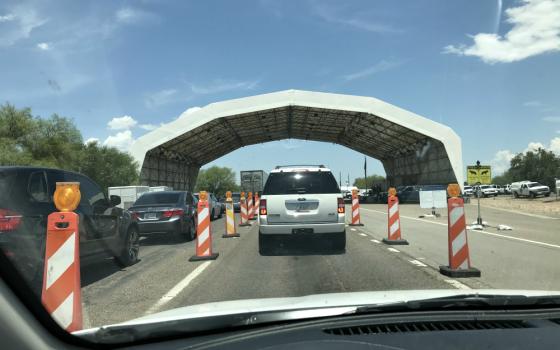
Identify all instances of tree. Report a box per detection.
[353,174,385,189]
[0,104,139,192]
[195,166,239,197]
[504,148,560,188]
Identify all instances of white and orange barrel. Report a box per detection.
[189,191,219,261]
[349,189,363,226]
[254,192,260,218]
[247,192,255,220]
[382,187,409,245]
[239,192,250,227]
[222,191,240,238]
[439,184,480,277]
[41,182,83,332]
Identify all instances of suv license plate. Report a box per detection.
[292,228,314,234]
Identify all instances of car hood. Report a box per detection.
[76,289,560,333]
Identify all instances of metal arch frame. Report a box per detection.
[131,90,464,190]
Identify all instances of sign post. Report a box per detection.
[467,161,491,226]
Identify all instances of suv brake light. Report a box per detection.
[337,198,345,213]
[162,209,184,218]
[260,199,267,215]
[130,211,139,220]
[0,209,22,232]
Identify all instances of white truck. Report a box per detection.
[510,181,551,198]
[108,186,150,209]
[474,185,498,198]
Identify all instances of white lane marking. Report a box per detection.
[387,248,400,253]
[409,259,427,267]
[51,292,73,329]
[468,204,559,220]
[371,239,380,243]
[145,261,212,315]
[360,207,560,250]
[444,279,471,290]
[46,233,75,289]
[350,228,357,232]
[359,233,367,237]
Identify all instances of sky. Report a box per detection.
[1,0,560,184]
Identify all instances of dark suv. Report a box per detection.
[0,166,140,293]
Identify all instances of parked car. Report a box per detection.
[474,185,499,197]
[510,181,551,198]
[232,192,241,212]
[259,165,345,254]
[128,191,197,241]
[0,166,140,295]
[503,184,512,194]
[397,185,421,203]
[193,192,221,220]
[463,185,474,196]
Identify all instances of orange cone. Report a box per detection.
[222,191,240,238]
[348,189,364,226]
[382,187,409,245]
[239,192,250,227]
[190,191,219,261]
[440,184,480,277]
[247,192,255,220]
[41,182,82,332]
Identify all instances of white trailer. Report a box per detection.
[108,186,150,209]
[149,186,173,192]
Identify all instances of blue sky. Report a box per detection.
[1,0,560,184]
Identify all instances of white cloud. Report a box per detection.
[145,89,179,108]
[491,149,516,174]
[543,116,560,122]
[0,5,48,47]
[115,7,158,24]
[139,123,160,131]
[36,42,49,50]
[444,0,560,63]
[84,137,99,145]
[343,60,403,81]
[525,141,546,153]
[311,2,400,33]
[523,100,542,107]
[103,130,134,151]
[189,79,259,94]
[107,115,137,130]
[550,137,560,153]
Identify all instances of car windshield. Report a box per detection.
[1,0,560,346]
[263,172,340,195]
[134,192,181,205]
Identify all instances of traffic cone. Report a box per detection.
[222,191,240,238]
[41,183,83,332]
[239,192,251,227]
[248,192,255,220]
[190,191,219,261]
[382,188,409,245]
[440,185,480,277]
[348,189,364,226]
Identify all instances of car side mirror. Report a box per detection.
[110,195,121,206]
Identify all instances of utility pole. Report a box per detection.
[339,171,342,188]
[364,156,368,195]
[475,160,483,226]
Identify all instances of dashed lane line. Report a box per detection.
[359,233,367,237]
[360,207,560,250]
[371,239,380,243]
[387,248,400,253]
[145,261,212,315]
[350,228,357,232]
[409,259,428,267]
[444,279,471,290]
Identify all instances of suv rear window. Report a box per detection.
[263,172,340,195]
[135,192,181,205]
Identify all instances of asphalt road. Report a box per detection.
[80,203,560,328]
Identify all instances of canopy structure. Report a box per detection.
[130,90,463,191]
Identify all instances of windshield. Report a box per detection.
[1,0,560,345]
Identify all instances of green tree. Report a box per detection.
[353,174,385,189]
[491,173,512,186]
[195,166,239,197]
[505,148,560,188]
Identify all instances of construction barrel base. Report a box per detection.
[189,253,219,262]
[349,223,364,226]
[222,233,240,238]
[382,238,409,245]
[439,265,481,278]
[239,223,251,227]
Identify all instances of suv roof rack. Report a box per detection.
[274,165,325,169]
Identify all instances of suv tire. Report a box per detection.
[330,232,346,252]
[258,232,274,256]
[529,192,536,199]
[513,192,519,198]
[115,226,140,267]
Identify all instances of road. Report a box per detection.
[81,203,560,328]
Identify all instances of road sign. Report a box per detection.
[466,165,492,185]
[419,189,448,209]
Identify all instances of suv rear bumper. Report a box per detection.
[259,221,345,235]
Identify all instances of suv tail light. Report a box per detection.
[162,209,184,218]
[337,198,345,214]
[260,199,267,215]
[0,208,22,232]
[130,211,139,221]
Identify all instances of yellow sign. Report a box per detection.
[466,166,492,185]
[53,182,81,212]
[447,184,461,198]
[388,187,397,197]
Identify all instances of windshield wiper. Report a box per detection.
[356,294,560,314]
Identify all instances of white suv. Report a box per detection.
[258,165,346,254]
